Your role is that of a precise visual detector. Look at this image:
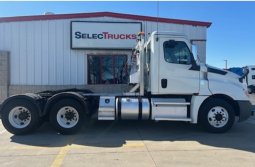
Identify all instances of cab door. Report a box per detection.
[158,38,199,94]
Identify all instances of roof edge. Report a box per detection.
[0,12,212,28]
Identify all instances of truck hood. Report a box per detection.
[226,70,241,79]
[197,63,249,101]
[206,64,228,75]
[206,64,240,79]
[205,64,248,92]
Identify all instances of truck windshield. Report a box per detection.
[163,41,191,65]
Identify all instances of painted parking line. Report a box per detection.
[0,130,6,135]
[51,135,76,167]
[51,146,70,167]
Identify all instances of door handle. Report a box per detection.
[161,79,167,88]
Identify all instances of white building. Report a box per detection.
[0,12,211,103]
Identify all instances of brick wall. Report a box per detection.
[0,51,9,104]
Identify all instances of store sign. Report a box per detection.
[71,21,142,50]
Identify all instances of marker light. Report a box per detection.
[138,31,145,36]
[243,89,250,98]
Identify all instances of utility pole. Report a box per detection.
[224,60,227,69]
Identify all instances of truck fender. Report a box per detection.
[191,94,242,124]
[190,95,209,124]
[0,93,44,116]
[42,92,91,116]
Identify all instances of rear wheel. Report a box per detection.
[49,98,85,135]
[199,99,235,133]
[1,99,40,135]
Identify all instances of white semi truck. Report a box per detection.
[0,31,253,135]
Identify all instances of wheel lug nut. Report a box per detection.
[14,115,17,118]
[61,115,63,118]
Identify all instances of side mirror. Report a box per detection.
[242,67,249,74]
[190,44,200,70]
[191,44,197,61]
[239,67,249,83]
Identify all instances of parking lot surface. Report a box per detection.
[0,95,255,167]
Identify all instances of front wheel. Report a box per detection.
[199,99,235,133]
[49,98,85,135]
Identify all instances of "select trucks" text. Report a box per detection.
[75,32,137,40]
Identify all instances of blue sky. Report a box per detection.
[0,1,255,68]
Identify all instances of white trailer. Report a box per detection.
[0,31,253,135]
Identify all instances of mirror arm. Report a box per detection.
[190,53,200,70]
[239,69,249,83]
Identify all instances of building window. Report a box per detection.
[252,75,255,79]
[88,55,127,84]
[163,41,191,65]
[251,68,255,70]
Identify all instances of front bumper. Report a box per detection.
[237,101,252,122]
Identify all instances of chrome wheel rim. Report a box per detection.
[9,107,31,129]
[207,106,229,128]
[56,106,79,128]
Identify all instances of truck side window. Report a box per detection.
[163,41,191,65]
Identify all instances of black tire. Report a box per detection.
[199,99,235,133]
[79,89,93,93]
[247,86,253,94]
[49,98,85,135]
[1,99,40,135]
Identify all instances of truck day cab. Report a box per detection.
[0,31,253,135]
